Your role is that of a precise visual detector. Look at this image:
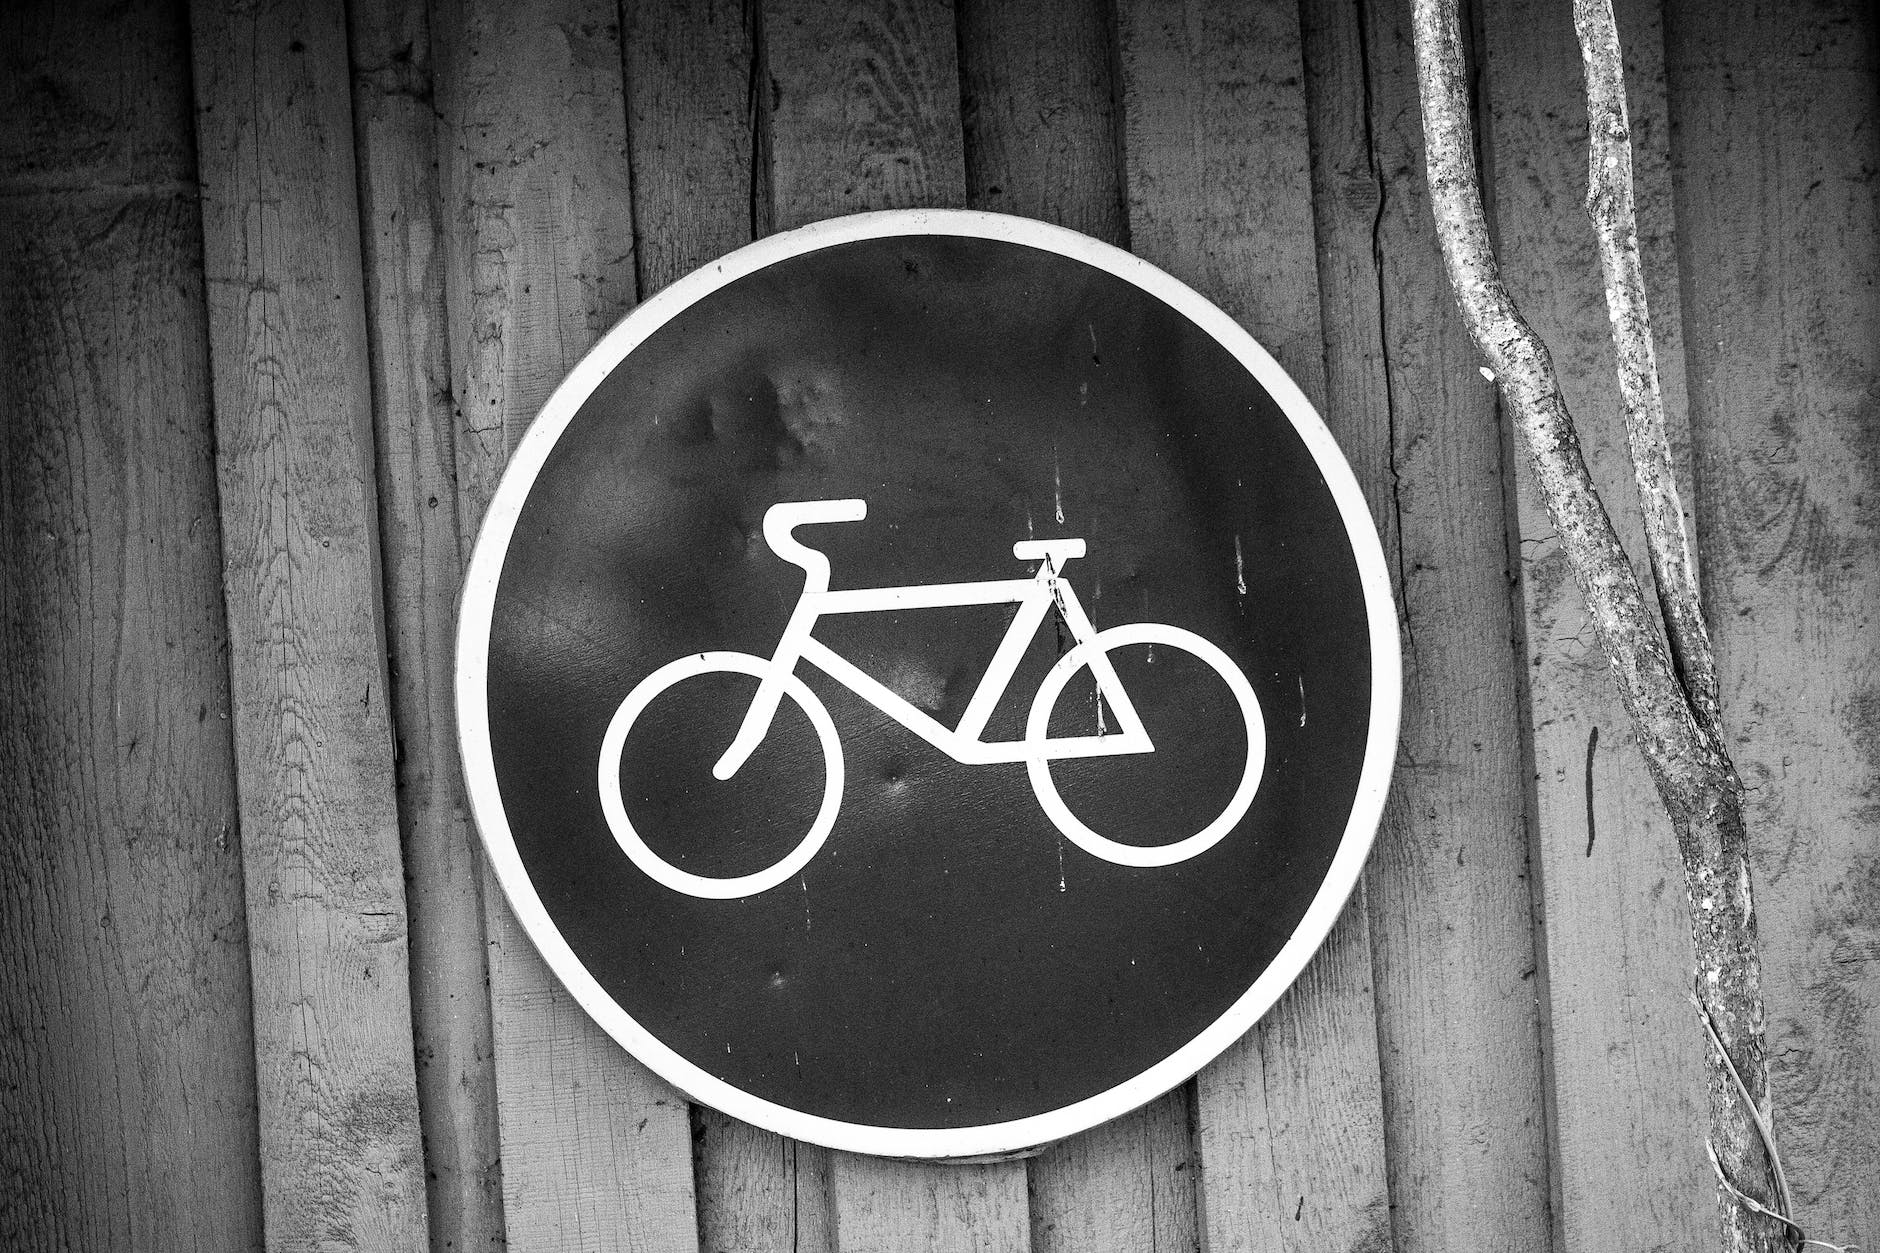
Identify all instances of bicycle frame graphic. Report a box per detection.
[598,499,1266,898]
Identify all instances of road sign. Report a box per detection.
[457,210,1399,1159]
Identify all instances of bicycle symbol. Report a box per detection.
[598,499,1267,898]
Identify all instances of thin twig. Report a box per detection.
[1706,1145,1801,1236]
[1704,1145,1862,1253]
[1572,0,1722,732]
[1408,0,1724,810]
[1695,994,1796,1220]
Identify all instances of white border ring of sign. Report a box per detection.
[455,208,1403,1160]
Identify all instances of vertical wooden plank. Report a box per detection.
[1478,1,1710,1248]
[625,0,760,296]
[431,1,702,1248]
[761,4,1025,1249]
[952,5,1196,1249]
[1121,0,1335,396]
[620,3,834,1249]
[1298,1,1555,1250]
[188,0,431,1247]
[957,0,1126,246]
[829,1158,1030,1253]
[1023,1099,1198,1253]
[0,2,263,1248]
[1664,2,1880,1245]
[434,0,641,530]
[763,0,968,234]
[1115,2,1395,1250]
[691,1115,835,1253]
[345,2,506,1250]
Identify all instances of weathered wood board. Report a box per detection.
[621,5,840,1250]
[760,5,1032,1250]
[1666,1,1880,1246]
[957,5,1198,1250]
[346,1,506,1249]
[1116,2,1394,1250]
[430,0,702,1247]
[1,3,262,1248]
[189,0,431,1246]
[1481,0,1710,1247]
[1301,3,1553,1251]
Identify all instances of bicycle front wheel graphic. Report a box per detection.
[1025,623,1266,867]
[597,652,844,899]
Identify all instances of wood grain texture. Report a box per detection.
[952,7,1194,1248]
[1298,1,1553,1250]
[1664,1,1880,1246]
[187,0,431,1247]
[1190,909,1392,1253]
[1025,1098,1198,1253]
[345,1,505,1250]
[1120,0,1336,400]
[1293,38,1420,1250]
[431,1,702,1248]
[692,1114,834,1253]
[0,2,262,1248]
[624,0,760,296]
[957,0,1126,246]
[1115,3,1393,1250]
[761,4,1023,1247]
[1478,0,1710,1247]
[434,0,641,531]
[827,1153,1030,1253]
[621,3,836,1247]
[762,0,968,233]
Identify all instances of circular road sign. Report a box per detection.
[456,209,1400,1160]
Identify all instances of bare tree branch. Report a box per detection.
[1573,0,1722,732]
[1407,1,1790,1249]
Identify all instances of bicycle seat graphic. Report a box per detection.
[598,498,1267,898]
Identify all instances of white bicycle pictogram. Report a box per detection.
[598,499,1267,898]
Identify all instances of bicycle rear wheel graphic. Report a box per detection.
[1025,623,1265,867]
[597,652,844,899]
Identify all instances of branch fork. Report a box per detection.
[1408,1,1796,1249]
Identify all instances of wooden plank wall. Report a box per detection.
[1482,2,1709,1248]
[3,1,1875,1251]
[189,3,433,1246]
[1,4,263,1249]
[1666,3,1880,1244]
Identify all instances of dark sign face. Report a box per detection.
[457,211,1398,1158]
